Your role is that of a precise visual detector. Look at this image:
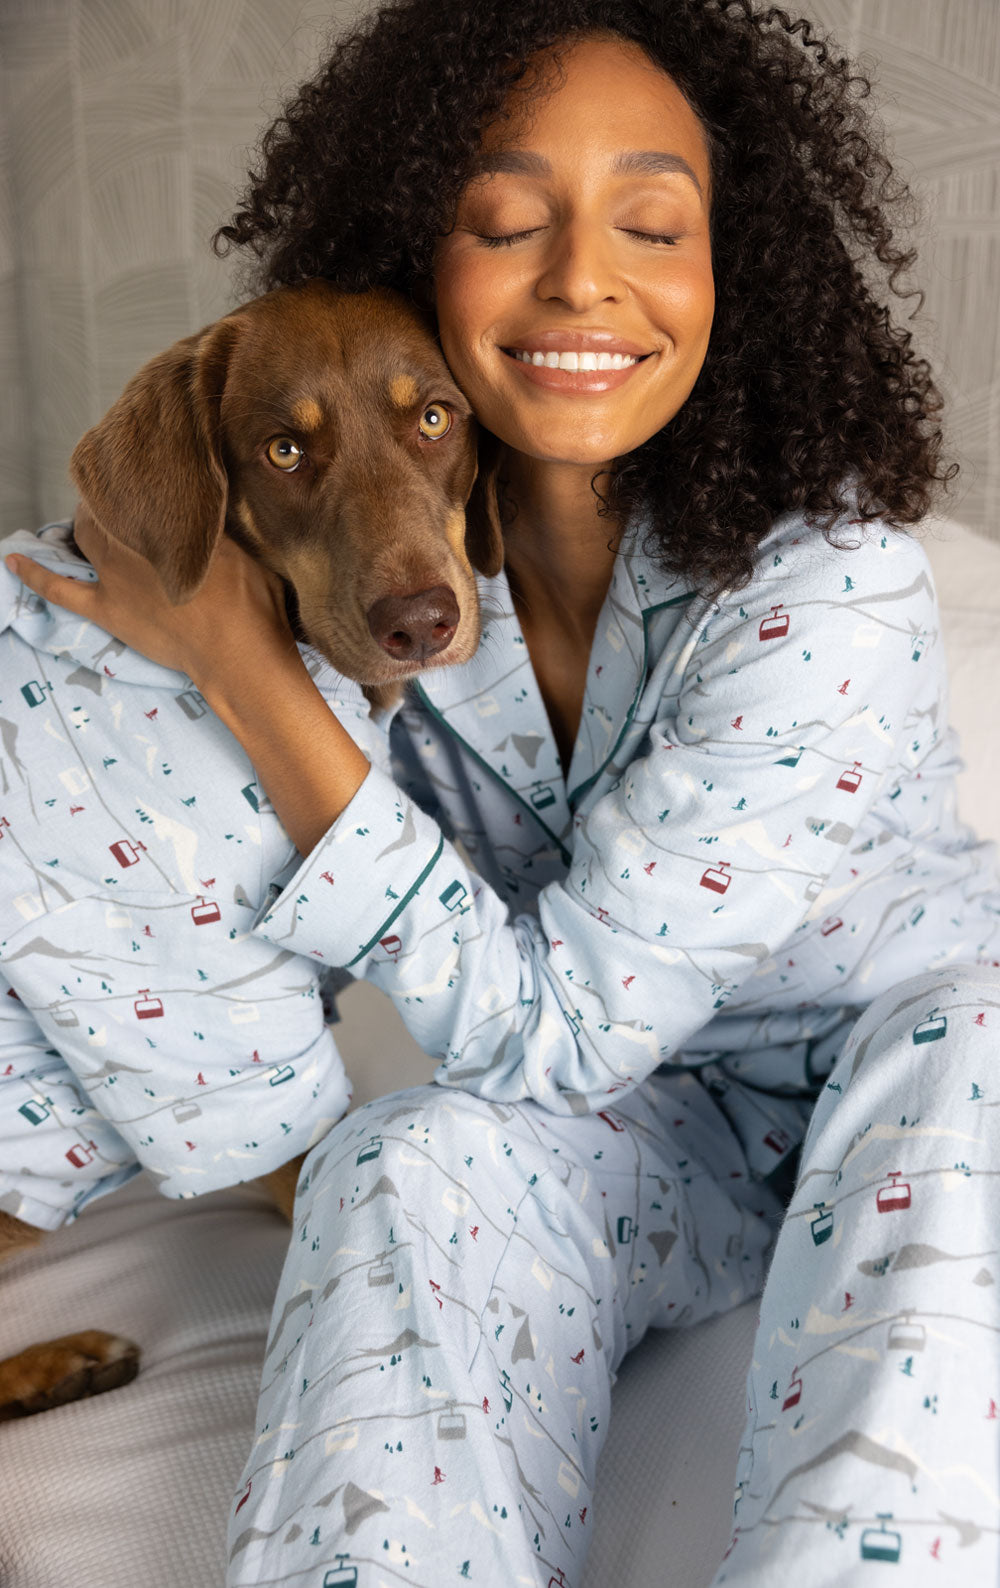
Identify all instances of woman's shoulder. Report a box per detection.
[728,508,936,617]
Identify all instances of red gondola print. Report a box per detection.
[66,1139,98,1167]
[820,916,843,936]
[596,1110,626,1132]
[811,1203,834,1245]
[379,934,402,959]
[836,762,863,793]
[759,606,790,640]
[860,1516,902,1563]
[782,1368,803,1411]
[701,861,732,894]
[110,838,146,868]
[912,1012,947,1045]
[134,989,164,1020]
[191,898,221,925]
[763,1127,792,1155]
[876,1171,911,1213]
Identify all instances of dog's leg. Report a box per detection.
[0,1210,140,1420]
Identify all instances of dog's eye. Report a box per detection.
[418,405,452,441]
[267,437,304,471]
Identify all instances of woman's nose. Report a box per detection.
[533,221,623,311]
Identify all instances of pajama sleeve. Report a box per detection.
[252,528,942,1113]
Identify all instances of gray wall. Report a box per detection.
[1,0,997,538]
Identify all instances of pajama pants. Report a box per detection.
[227,966,1000,1588]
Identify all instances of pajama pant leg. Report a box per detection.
[713,965,1000,1588]
[226,1069,784,1588]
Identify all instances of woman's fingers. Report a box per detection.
[4,550,98,621]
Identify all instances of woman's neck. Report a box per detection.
[500,453,622,647]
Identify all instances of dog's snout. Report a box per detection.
[366,584,460,663]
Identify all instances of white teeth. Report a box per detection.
[513,349,639,369]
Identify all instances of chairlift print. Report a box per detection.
[134,989,164,1020]
[763,1127,792,1155]
[887,1317,925,1352]
[191,898,221,925]
[228,1003,260,1024]
[65,1139,98,1168]
[700,861,732,895]
[437,1404,467,1440]
[616,1215,635,1244]
[782,1368,803,1411]
[860,1515,901,1563]
[367,1258,394,1287]
[439,880,469,913]
[530,783,556,810]
[836,762,863,794]
[912,1012,947,1046]
[110,839,146,868]
[357,1137,383,1165]
[876,1171,911,1214]
[240,781,274,814]
[379,934,402,960]
[820,916,843,937]
[20,679,51,707]
[810,1203,834,1245]
[268,1064,295,1086]
[172,1101,201,1123]
[322,1562,358,1587]
[175,687,207,720]
[52,1006,80,1028]
[759,606,790,641]
[18,1097,51,1126]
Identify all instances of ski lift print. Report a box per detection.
[474,693,501,717]
[700,861,732,895]
[172,1100,201,1124]
[240,781,274,814]
[616,1215,635,1244]
[437,1405,467,1440]
[175,687,207,720]
[104,904,133,928]
[268,1064,294,1086]
[887,1317,925,1352]
[19,1097,51,1126]
[836,762,863,794]
[134,989,164,1020]
[110,839,145,868]
[14,892,45,922]
[820,916,843,936]
[763,1127,792,1155]
[860,1516,901,1564]
[228,1003,260,1025]
[911,636,925,662]
[803,877,823,901]
[66,1139,98,1168]
[379,934,402,960]
[191,898,221,925]
[357,1137,383,1165]
[52,1007,79,1028]
[759,606,790,641]
[781,1368,803,1411]
[912,1012,947,1046]
[322,1562,358,1588]
[530,784,556,810]
[439,879,469,913]
[367,1258,394,1287]
[810,1203,834,1245]
[20,679,51,707]
[876,1171,911,1214]
[557,1459,582,1498]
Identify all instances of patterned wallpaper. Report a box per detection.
[1,0,997,538]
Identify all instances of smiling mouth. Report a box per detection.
[501,347,651,371]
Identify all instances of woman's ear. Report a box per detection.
[69,317,242,604]
[464,427,505,578]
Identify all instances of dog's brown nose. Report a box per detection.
[367,584,460,662]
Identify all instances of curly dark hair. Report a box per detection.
[215,0,956,593]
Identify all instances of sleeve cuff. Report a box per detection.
[253,763,445,969]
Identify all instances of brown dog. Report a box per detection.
[0,280,502,1418]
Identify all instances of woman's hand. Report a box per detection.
[5,505,299,693]
[5,508,371,854]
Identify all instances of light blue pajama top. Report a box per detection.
[1,513,997,1226]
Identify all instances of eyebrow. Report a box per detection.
[472,148,703,196]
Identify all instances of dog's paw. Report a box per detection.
[0,1329,140,1420]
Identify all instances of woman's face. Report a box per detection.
[433,36,714,471]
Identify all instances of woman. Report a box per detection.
[9,3,999,1585]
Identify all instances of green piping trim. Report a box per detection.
[345,830,444,967]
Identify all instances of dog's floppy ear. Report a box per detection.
[69,317,242,603]
[463,427,505,579]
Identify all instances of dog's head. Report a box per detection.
[69,282,503,697]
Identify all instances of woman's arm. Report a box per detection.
[5,512,370,854]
